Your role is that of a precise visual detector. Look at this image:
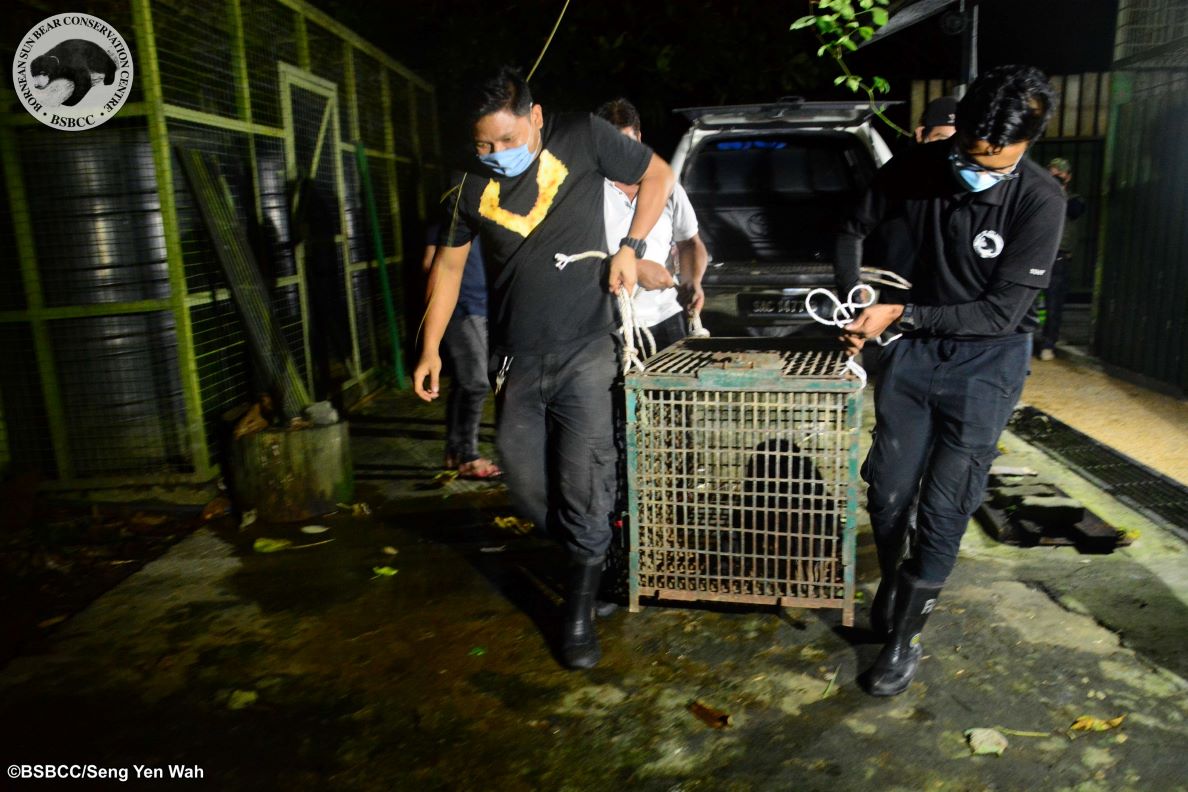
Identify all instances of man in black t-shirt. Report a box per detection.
[414,66,674,670]
[836,66,1064,697]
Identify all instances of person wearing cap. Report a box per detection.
[835,96,959,299]
[836,65,1065,697]
[915,96,958,144]
[1036,157,1086,360]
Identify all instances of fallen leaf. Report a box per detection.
[294,539,333,549]
[201,496,232,521]
[38,615,69,629]
[382,546,398,555]
[1070,714,1126,732]
[239,509,257,530]
[253,537,333,553]
[688,700,732,729]
[253,537,292,553]
[821,665,841,699]
[468,646,487,657]
[301,525,331,534]
[964,727,1008,756]
[337,502,371,517]
[432,471,459,487]
[227,690,258,710]
[996,726,1051,738]
[480,545,507,554]
[492,515,534,534]
[372,566,398,577]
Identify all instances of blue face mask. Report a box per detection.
[949,150,1020,193]
[954,164,1001,192]
[479,141,536,178]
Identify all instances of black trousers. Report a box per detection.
[644,312,687,358]
[862,334,1029,583]
[494,333,619,564]
[443,313,489,463]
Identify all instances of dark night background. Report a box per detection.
[316,0,1119,163]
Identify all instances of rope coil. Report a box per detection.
[554,250,706,374]
[804,267,913,387]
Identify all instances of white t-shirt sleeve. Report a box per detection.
[603,179,632,254]
[670,183,699,242]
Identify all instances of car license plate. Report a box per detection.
[740,292,806,317]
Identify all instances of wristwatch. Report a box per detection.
[619,236,647,258]
[899,303,918,331]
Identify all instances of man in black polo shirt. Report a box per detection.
[414,66,674,670]
[836,65,1064,696]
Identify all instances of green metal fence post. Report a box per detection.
[132,0,215,478]
[356,142,407,388]
[0,121,73,479]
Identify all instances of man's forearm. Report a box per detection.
[421,246,469,352]
[624,154,675,245]
[912,280,1039,336]
[834,233,863,295]
[677,236,707,287]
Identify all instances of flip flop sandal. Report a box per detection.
[458,459,504,480]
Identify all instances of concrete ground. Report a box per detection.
[1023,353,1188,485]
[1,360,1186,791]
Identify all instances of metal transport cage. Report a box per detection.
[624,337,863,625]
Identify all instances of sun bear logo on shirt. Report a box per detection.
[478,149,568,237]
[972,229,1004,259]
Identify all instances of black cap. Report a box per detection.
[920,96,958,129]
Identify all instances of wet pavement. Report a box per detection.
[1,378,1186,791]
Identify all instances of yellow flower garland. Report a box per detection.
[478,149,569,237]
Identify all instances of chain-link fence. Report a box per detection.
[0,0,438,484]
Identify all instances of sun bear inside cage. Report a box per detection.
[624,341,860,621]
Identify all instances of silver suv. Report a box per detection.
[670,100,894,336]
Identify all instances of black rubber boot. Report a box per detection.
[869,555,899,639]
[560,560,603,669]
[863,571,943,697]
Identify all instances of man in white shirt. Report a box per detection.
[597,98,707,354]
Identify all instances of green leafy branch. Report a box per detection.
[791,0,908,136]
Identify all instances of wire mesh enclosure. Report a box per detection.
[0,0,439,484]
[624,338,863,625]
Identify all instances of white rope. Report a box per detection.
[844,358,868,387]
[688,312,710,338]
[554,250,646,374]
[859,266,913,292]
[805,267,913,346]
[804,267,912,386]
